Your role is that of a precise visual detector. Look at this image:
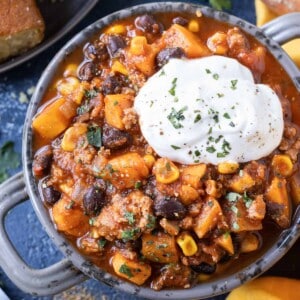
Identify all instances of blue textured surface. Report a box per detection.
[0,1,299,299]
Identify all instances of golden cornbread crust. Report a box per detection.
[0,0,45,61]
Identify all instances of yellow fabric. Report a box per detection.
[227,276,300,300]
[255,0,300,67]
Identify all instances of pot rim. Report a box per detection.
[23,2,300,299]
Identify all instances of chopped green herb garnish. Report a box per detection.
[209,0,232,11]
[124,211,135,225]
[217,152,227,158]
[229,121,235,127]
[213,114,219,123]
[208,127,213,134]
[159,69,166,76]
[226,192,240,202]
[89,218,96,226]
[168,78,178,96]
[113,100,119,106]
[215,135,223,143]
[77,100,90,115]
[87,126,102,148]
[65,200,75,210]
[194,150,201,157]
[156,243,168,249]
[232,221,240,231]
[194,114,202,123]
[213,73,219,80]
[217,93,224,98]
[119,264,133,278]
[0,141,20,184]
[98,238,107,249]
[84,88,98,100]
[146,214,156,229]
[231,205,238,214]
[134,181,142,189]
[223,113,231,119]
[171,145,181,150]
[205,69,211,74]
[121,228,140,241]
[150,100,154,107]
[167,106,187,129]
[206,146,216,153]
[231,79,238,90]
[243,192,253,208]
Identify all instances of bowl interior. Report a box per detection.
[23,2,300,299]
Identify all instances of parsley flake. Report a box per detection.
[171,145,181,150]
[87,126,102,148]
[223,113,231,119]
[167,106,187,129]
[124,211,135,225]
[231,79,238,90]
[206,146,216,153]
[194,114,202,123]
[168,78,178,96]
[213,73,219,80]
[119,264,133,278]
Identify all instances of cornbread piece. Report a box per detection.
[0,0,45,62]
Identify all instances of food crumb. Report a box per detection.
[18,92,28,103]
[53,286,95,300]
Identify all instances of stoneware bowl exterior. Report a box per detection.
[0,2,300,299]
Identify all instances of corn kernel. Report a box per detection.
[176,232,198,256]
[111,60,128,76]
[179,185,199,205]
[218,162,239,174]
[215,233,234,255]
[61,123,88,151]
[198,274,211,282]
[188,19,200,32]
[271,154,293,177]
[240,232,259,253]
[105,24,126,35]
[56,76,84,104]
[154,158,179,184]
[143,154,156,170]
[63,63,78,77]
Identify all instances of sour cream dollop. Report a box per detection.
[134,56,284,165]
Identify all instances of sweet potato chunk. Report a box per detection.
[141,232,179,263]
[194,197,222,238]
[181,164,206,189]
[215,233,234,255]
[32,97,76,140]
[228,171,255,193]
[265,177,291,228]
[104,94,133,130]
[112,251,151,285]
[52,196,89,237]
[162,24,210,58]
[102,153,149,189]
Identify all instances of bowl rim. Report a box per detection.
[23,2,300,299]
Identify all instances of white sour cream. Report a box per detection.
[134,56,283,165]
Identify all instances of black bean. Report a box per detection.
[106,35,126,58]
[156,47,186,67]
[83,43,97,60]
[42,185,61,205]
[33,145,53,177]
[102,123,132,150]
[134,14,163,34]
[95,41,109,61]
[83,184,106,216]
[101,75,124,95]
[191,262,216,274]
[154,196,187,220]
[172,16,188,26]
[78,61,95,81]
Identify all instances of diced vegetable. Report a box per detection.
[143,154,156,170]
[217,161,239,174]
[102,153,149,189]
[105,24,127,35]
[159,218,180,236]
[289,172,300,205]
[154,158,180,184]
[181,164,207,189]
[176,232,198,256]
[32,97,77,140]
[194,198,222,238]
[215,232,234,255]
[52,196,89,237]
[271,154,293,177]
[240,232,260,253]
[111,60,129,75]
[141,232,179,263]
[61,123,88,151]
[265,176,291,228]
[112,252,151,285]
[163,24,210,58]
[229,171,255,193]
[56,76,84,104]
[179,184,199,205]
[188,19,200,32]
[104,94,133,130]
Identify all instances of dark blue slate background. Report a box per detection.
[0,1,299,299]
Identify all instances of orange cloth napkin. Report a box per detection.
[255,0,300,67]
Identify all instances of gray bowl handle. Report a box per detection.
[261,13,300,45]
[0,172,86,296]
